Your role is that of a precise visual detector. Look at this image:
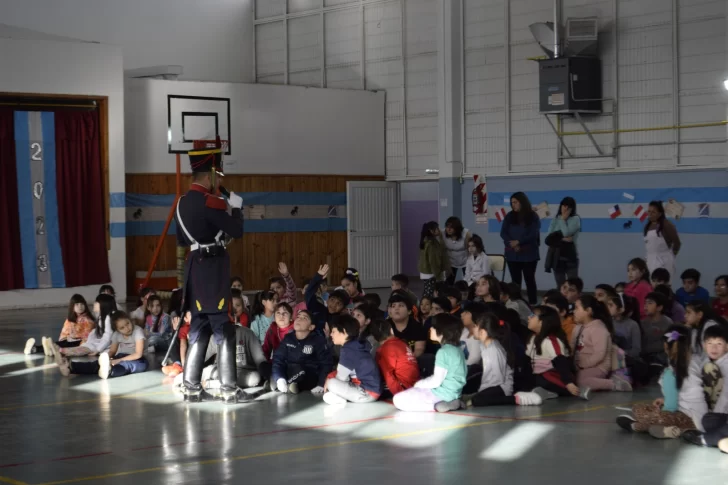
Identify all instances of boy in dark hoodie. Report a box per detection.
[306,264,350,334]
[323,315,382,405]
[271,310,332,394]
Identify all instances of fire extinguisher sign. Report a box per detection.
[473,175,488,225]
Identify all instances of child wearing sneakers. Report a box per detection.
[617,325,697,438]
[271,310,332,394]
[25,294,95,356]
[55,311,148,379]
[56,293,117,358]
[323,315,382,405]
[369,319,419,396]
[393,314,467,413]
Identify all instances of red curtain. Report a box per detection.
[0,109,25,290]
[55,110,111,287]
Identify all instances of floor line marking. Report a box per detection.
[0,475,29,485]
[0,416,396,468]
[448,412,612,424]
[0,390,172,412]
[29,401,638,485]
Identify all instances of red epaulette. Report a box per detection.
[205,194,228,210]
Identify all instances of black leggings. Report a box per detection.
[472,386,516,407]
[702,413,728,447]
[423,278,436,298]
[34,339,80,354]
[507,260,539,304]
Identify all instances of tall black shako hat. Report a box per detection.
[188,148,224,176]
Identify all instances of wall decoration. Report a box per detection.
[167,95,231,154]
[633,205,648,222]
[495,207,507,223]
[608,204,621,219]
[533,201,550,219]
[473,174,488,225]
[698,203,710,218]
[664,198,684,220]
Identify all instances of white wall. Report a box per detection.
[125,79,385,175]
[252,0,442,179]
[0,37,126,307]
[0,0,255,83]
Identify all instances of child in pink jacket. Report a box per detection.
[572,296,632,393]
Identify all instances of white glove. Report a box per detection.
[310,386,325,394]
[228,192,243,209]
[276,378,288,393]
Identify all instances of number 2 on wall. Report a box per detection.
[31,142,42,161]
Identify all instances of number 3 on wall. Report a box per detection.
[31,142,42,161]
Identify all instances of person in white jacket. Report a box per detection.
[55,294,117,360]
[464,234,489,286]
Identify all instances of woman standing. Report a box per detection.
[418,221,450,298]
[547,197,581,287]
[500,192,541,305]
[443,217,472,284]
[644,201,681,279]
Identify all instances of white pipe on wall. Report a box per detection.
[505,0,511,172]
[672,0,680,166]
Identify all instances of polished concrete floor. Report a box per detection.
[1,307,726,485]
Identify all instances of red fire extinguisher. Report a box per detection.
[472,175,486,214]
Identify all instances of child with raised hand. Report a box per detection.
[251,290,278,343]
[464,234,489,286]
[271,309,332,394]
[642,292,674,365]
[393,314,467,413]
[26,294,95,356]
[323,315,381,405]
[306,264,350,334]
[617,325,697,438]
[572,295,632,392]
[55,294,117,359]
[713,275,728,318]
[677,268,710,307]
[262,302,294,361]
[131,287,155,324]
[55,311,148,379]
[684,300,726,360]
[607,294,641,358]
[144,295,173,352]
[525,305,585,400]
[370,318,419,396]
[268,262,297,305]
[625,258,652,319]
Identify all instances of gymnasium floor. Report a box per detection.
[1,307,726,485]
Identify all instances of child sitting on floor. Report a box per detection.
[26,294,95,356]
[677,268,710,307]
[542,290,576,348]
[617,325,697,438]
[419,296,433,323]
[131,287,155,324]
[500,282,531,325]
[472,275,500,303]
[230,276,251,309]
[393,314,467,413]
[607,294,641,359]
[625,258,652,320]
[262,302,294,361]
[55,311,148,379]
[306,264,351,334]
[99,285,115,297]
[653,284,685,324]
[56,293,117,358]
[684,301,726,361]
[231,289,250,328]
[161,311,191,378]
[271,310,332,394]
[642,292,673,366]
[269,262,298,305]
[370,318,419,397]
[572,295,632,393]
[713,275,728,319]
[323,315,381,405]
[391,274,418,307]
[251,290,278,343]
[144,295,173,352]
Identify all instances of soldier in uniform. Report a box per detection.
[175,145,244,403]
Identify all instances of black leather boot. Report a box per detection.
[216,325,238,404]
[183,325,213,403]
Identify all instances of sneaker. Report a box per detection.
[649,425,681,439]
[323,392,347,406]
[718,437,728,454]
[24,338,36,355]
[616,415,636,432]
[288,382,299,395]
[579,387,591,401]
[98,353,111,380]
[435,399,462,413]
[263,380,274,393]
[531,386,558,401]
[161,364,173,376]
[58,358,71,377]
[168,363,183,377]
[682,429,708,447]
[276,378,288,393]
[514,392,543,406]
[611,374,633,392]
[50,343,63,367]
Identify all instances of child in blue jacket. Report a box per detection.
[323,314,382,405]
[271,310,332,394]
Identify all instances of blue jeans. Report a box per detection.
[70,353,148,378]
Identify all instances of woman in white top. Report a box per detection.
[56,293,117,358]
[644,201,681,279]
[444,217,472,284]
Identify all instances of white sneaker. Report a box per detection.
[288,382,299,395]
[24,338,36,355]
[323,392,347,406]
[98,353,111,379]
[276,378,288,393]
[514,392,543,406]
[42,337,54,356]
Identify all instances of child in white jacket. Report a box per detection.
[464,234,489,286]
[56,293,117,358]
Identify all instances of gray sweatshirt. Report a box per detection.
[681,356,710,431]
[478,340,513,395]
[613,317,641,358]
[235,325,267,370]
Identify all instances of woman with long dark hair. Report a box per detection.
[547,196,581,287]
[644,200,681,279]
[418,221,450,298]
[443,216,472,284]
[500,192,541,304]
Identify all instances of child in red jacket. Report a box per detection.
[262,302,294,360]
[369,318,420,396]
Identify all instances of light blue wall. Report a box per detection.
[442,169,728,292]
